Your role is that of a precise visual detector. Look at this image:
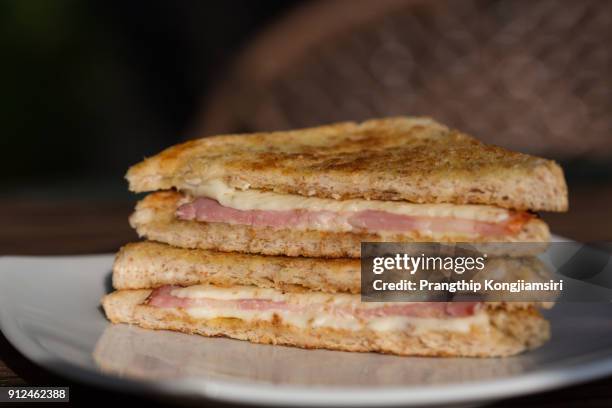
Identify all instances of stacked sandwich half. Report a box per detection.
[102,117,568,357]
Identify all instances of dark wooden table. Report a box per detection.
[1,182,611,406]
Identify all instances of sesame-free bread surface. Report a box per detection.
[113,242,553,300]
[102,290,550,357]
[113,241,361,293]
[127,117,568,212]
[129,191,550,258]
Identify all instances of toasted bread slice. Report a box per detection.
[102,289,550,357]
[113,241,360,293]
[113,242,555,303]
[129,191,550,258]
[127,117,567,212]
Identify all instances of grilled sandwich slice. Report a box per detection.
[102,286,550,358]
[125,117,566,257]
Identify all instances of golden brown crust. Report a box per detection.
[129,191,550,258]
[113,242,554,303]
[101,290,550,357]
[126,117,568,212]
[113,241,360,293]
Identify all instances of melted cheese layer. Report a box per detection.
[171,285,490,333]
[180,179,511,222]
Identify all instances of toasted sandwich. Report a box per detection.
[102,288,549,357]
[126,117,567,258]
[103,241,551,357]
[103,117,561,357]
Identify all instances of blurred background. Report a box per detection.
[1,0,611,251]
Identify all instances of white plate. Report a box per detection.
[1,253,612,406]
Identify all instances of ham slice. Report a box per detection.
[176,197,531,236]
[147,285,480,319]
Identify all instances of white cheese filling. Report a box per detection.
[171,285,489,333]
[179,178,511,223]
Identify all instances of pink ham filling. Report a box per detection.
[176,197,531,236]
[147,285,480,319]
